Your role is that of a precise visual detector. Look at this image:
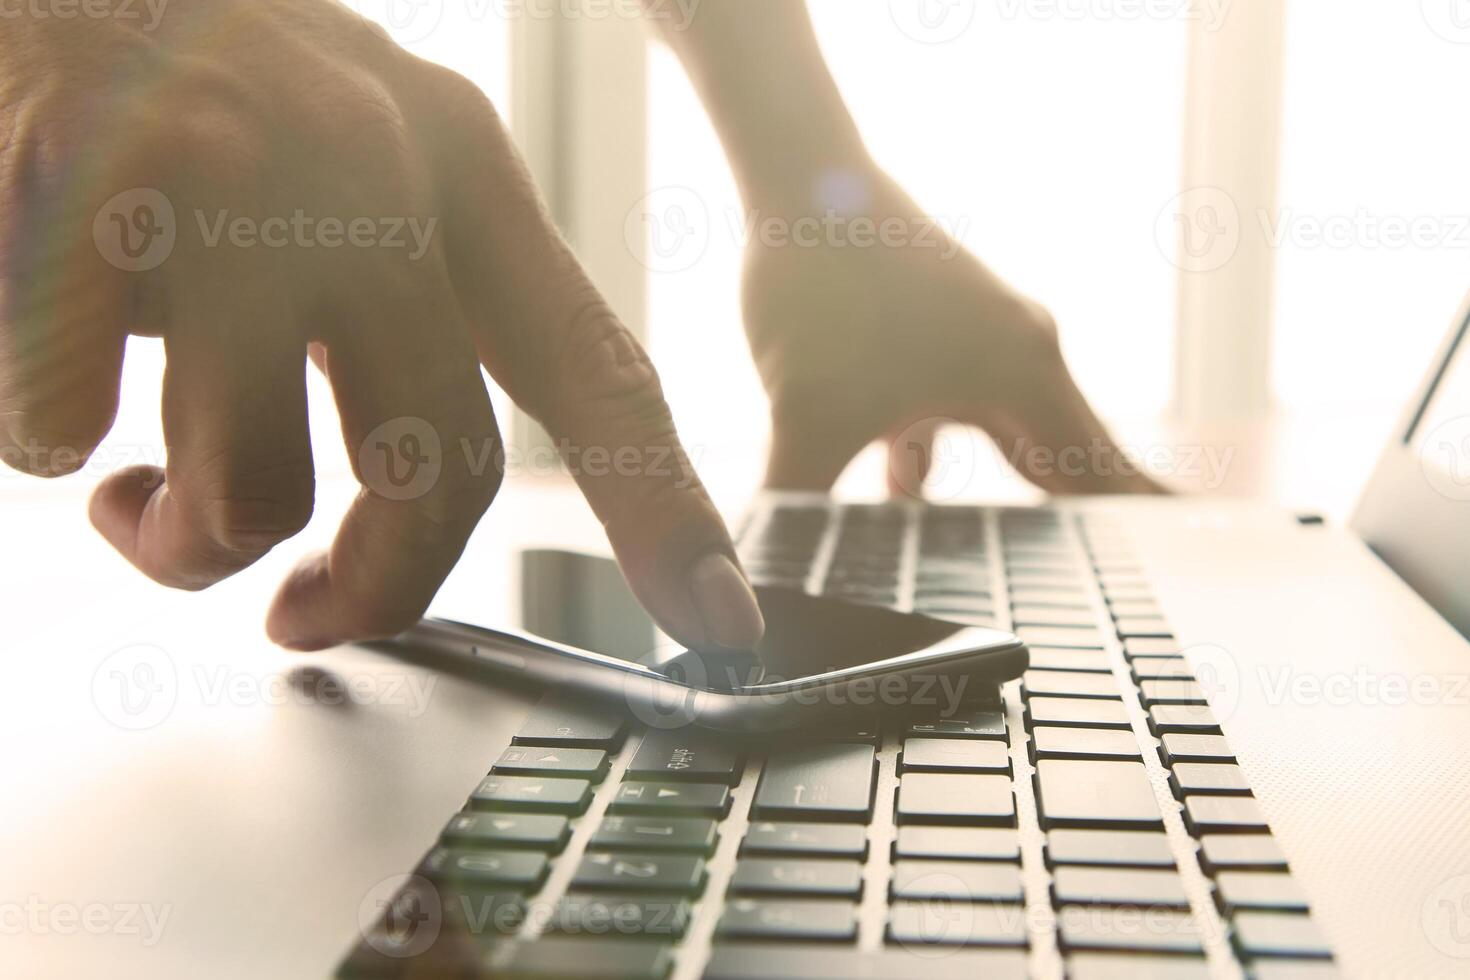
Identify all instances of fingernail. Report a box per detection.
[690,552,765,649]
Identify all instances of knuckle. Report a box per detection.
[192,460,316,556]
[558,300,668,415]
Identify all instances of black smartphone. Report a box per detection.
[389,550,1028,732]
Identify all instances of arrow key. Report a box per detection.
[609,781,730,818]
[589,815,719,854]
[469,775,592,815]
[493,746,609,781]
[441,812,571,853]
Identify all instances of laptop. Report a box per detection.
[7,293,1466,980]
[332,290,1470,979]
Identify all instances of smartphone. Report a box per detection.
[388,550,1028,732]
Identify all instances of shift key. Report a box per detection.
[754,744,876,822]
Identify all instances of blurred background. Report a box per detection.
[81,0,1470,520]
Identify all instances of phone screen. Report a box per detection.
[517,549,981,693]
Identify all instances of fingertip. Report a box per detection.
[689,552,765,650]
[89,465,162,558]
[266,551,338,651]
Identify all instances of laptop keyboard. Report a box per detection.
[340,501,1338,980]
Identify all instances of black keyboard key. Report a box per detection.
[1012,605,1097,628]
[887,900,1028,947]
[896,773,1015,826]
[901,737,1010,773]
[1027,697,1130,729]
[1017,626,1105,650]
[1147,704,1220,735]
[1115,618,1173,639]
[420,847,549,890]
[906,707,1007,740]
[1139,678,1207,705]
[805,725,881,744]
[1123,638,1181,658]
[513,699,626,750]
[442,812,570,853]
[1160,733,1235,766]
[1028,647,1113,672]
[729,858,863,898]
[1052,866,1189,908]
[1057,906,1203,954]
[1131,657,1190,682]
[1046,830,1174,868]
[1183,795,1269,835]
[1169,763,1251,797]
[1030,726,1141,761]
[894,826,1020,862]
[493,745,609,780]
[442,890,526,934]
[718,898,856,942]
[890,860,1023,902]
[1023,671,1120,699]
[1035,759,1162,830]
[611,781,730,818]
[1200,835,1288,873]
[1215,871,1309,913]
[470,775,592,815]
[493,938,673,979]
[1233,911,1332,959]
[1107,600,1164,618]
[547,895,691,940]
[590,815,719,854]
[753,744,876,822]
[1066,953,1209,979]
[1008,586,1090,607]
[742,822,868,858]
[570,852,706,894]
[703,945,1028,980]
[1250,963,1342,979]
[628,731,744,784]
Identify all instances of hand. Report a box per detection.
[740,167,1165,497]
[0,0,763,651]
